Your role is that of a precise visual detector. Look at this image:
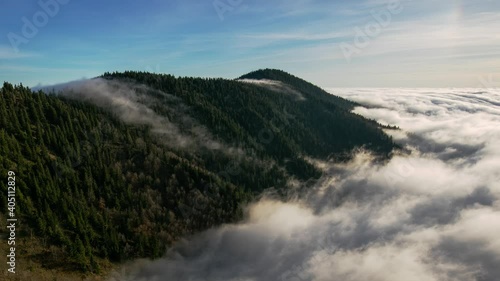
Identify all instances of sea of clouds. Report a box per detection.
[108,88,500,281]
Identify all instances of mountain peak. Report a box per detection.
[239,69,355,109]
[238,69,296,81]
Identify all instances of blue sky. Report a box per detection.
[1,0,499,87]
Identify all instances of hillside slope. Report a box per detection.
[0,70,397,276]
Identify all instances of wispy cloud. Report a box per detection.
[0,45,38,59]
[38,78,231,152]
[1,0,499,87]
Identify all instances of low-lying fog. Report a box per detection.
[108,88,500,281]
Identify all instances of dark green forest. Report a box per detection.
[0,69,397,274]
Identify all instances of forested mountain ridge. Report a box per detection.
[101,69,395,162]
[0,69,397,278]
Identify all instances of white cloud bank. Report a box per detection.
[108,88,500,281]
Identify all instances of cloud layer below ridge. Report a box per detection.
[109,88,500,281]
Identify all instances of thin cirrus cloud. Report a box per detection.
[0,45,38,59]
[1,0,499,87]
